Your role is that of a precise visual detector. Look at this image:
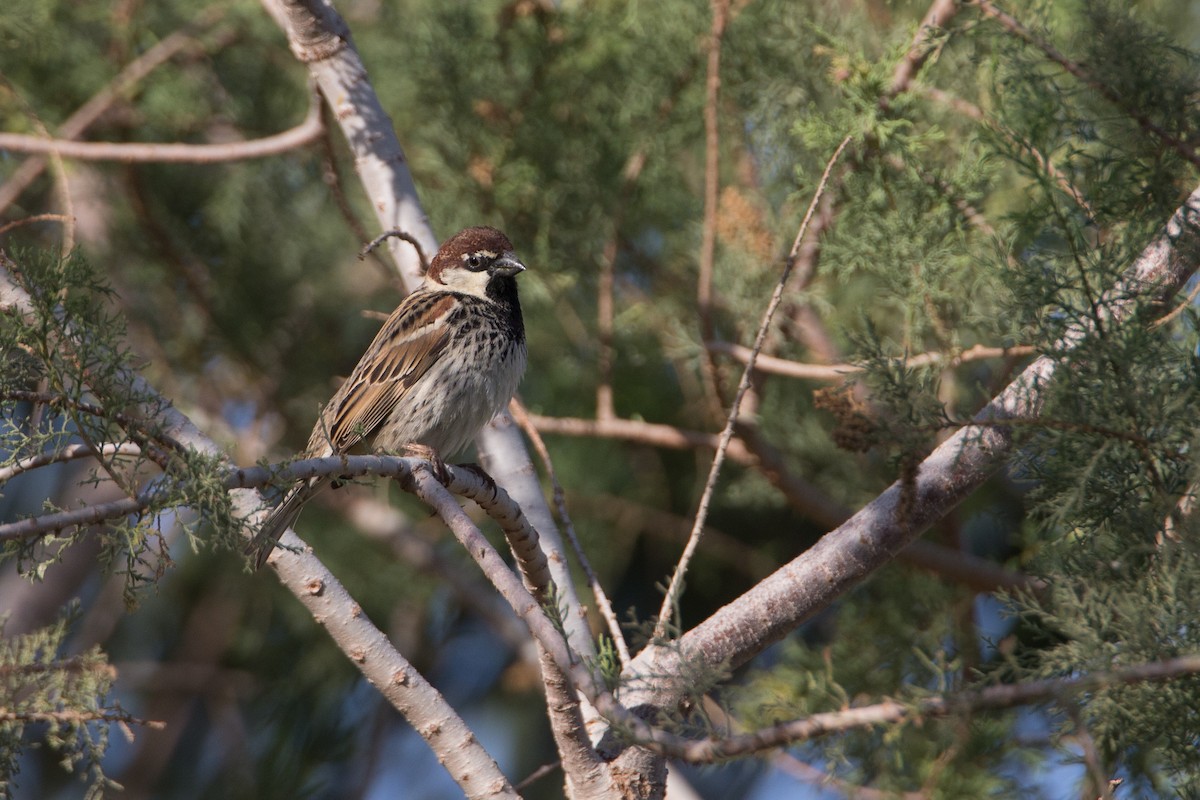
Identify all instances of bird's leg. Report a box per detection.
[403,442,450,485]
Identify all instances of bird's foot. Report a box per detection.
[403,443,450,485]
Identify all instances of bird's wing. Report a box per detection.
[311,291,457,453]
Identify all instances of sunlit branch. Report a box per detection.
[446,465,554,605]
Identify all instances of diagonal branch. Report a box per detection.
[0,262,519,799]
[611,179,1200,761]
[633,653,1200,763]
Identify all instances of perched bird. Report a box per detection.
[252,226,528,567]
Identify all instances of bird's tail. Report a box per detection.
[248,478,320,569]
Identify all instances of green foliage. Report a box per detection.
[3,0,1200,796]
[0,608,124,799]
[0,250,245,592]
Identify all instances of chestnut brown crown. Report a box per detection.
[426,226,520,283]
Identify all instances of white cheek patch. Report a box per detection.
[440,267,494,298]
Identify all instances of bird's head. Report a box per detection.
[426,226,526,299]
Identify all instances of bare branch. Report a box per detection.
[262,0,434,290]
[0,213,72,237]
[639,653,1200,763]
[711,340,1038,381]
[336,493,531,651]
[447,466,554,605]
[267,531,521,799]
[527,412,755,463]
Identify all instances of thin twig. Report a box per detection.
[644,653,1200,762]
[511,399,630,666]
[653,136,853,639]
[359,229,430,274]
[513,761,561,792]
[1152,275,1200,328]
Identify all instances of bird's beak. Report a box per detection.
[490,253,526,277]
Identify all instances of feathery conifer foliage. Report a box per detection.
[1,0,1200,797]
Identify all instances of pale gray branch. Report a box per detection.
[609,182,1200,764]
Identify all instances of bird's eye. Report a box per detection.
[466,254,485,270]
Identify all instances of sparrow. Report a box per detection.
[252,226,528,567]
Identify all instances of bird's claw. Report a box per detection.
[403,443,450,485]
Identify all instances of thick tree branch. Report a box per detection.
[611,180,1200,762]
[0,263,519,799]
